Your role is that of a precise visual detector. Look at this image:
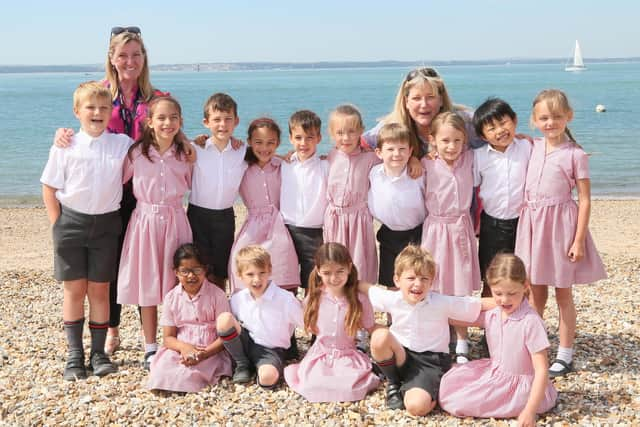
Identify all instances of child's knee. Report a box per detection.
[404,388,434,417]
[216,312,237,331]
[371,327,392,351]
[257,364,280,387]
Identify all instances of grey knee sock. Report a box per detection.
[64,318,85,356]
[375,356,401,385]
[89,321,109,354]
[218,327,249,366]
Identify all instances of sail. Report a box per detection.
[573,40,584,67]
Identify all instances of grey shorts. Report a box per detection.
[239,328,285,378]
[52,205,122,282]
[399,347,452,402]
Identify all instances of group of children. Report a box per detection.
[41,78,606,422]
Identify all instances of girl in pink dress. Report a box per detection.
[420,112,481,363]
[228,118,300,293]
[147,244,232,392]
[117,96,193,369]
[284,242,379,402]
[324,105,380,283]
[440,254,557,424]
[515,89,606,377]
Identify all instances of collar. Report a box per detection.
[321,287,348,305]
[400,290,432,308]
[486,140,516,155]
[177,281,207,301]
[379,165,408,181]
[248,280,277,302]
[204,137,232,152]
[149,143,177,158]
[503,298,531,321]
[76,129,107,145]
[291,151,319,164]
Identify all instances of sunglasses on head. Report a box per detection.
[405,67,440,82]
[110,26,141,37]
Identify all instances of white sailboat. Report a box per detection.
[565,40,586,71]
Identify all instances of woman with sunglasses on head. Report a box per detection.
[53,27,182,357]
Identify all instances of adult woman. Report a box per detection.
[362,67,484,156]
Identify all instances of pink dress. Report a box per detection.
[421,151,481,296]
[439,300,557,418]
[117,145,193,306]
[228,158,300,292]
[147,280,232,392]
[284,290,380,402]
[324,147,380,283]
[515,138,606,287]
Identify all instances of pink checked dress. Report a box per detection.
[284,290,380,402]
[324,147,380,283]
[439,299,557,418]
[420,150,481,296]
[147,280,232,392]
[118,145,193,306]
[515,138,606,287]
[228,158,300,292]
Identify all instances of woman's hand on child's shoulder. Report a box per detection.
[53,128,74,148]
[230,137,244,150]
[192,134,208,148]
[407,156,424,179]
[516,133,534,144]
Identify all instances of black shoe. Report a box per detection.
[89,351,117,377]
[143,351,156,371]
[232,363,255,384]
[549,359,573,378]
[385,383,404,410]
[63,351,87,381]
[285,335,299,361]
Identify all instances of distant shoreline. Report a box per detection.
[2,58,640,74]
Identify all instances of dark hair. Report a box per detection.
[172,243,206,269]
[473,97,517,139]
[244,117,281,165]
[203,92,238,118]
[289,110,322,135]
[128,95,188,162]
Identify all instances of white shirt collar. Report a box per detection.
[204,137,232,152]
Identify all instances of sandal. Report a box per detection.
[455,353,470,364]
[104,335,121,356]
[549,359,573,378]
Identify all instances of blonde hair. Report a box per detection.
[530,89,577,143]
[235,245,272,275]
[73,81,112,109]
[305,243,362,337]
[105,32,154,102]
[394,245,436,279]
[376,122,411,150]
[328,104,364,136]
[486,253,528,291]
[383,68,455,154]
[429,111,468,143]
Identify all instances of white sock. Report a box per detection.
[455,339,469,354]
[145,343,158,354]
[550,346,574,371]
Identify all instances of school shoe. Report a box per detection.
[232,363,255,384]
[89,351,117,377]
[549,359,573,378]
[143,351,157,371]
[63,350,87,381]
[385,383,404,410]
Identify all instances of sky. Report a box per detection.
[3,0,640,65]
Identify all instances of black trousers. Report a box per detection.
[377,224,423,288]
[478,211,519,283]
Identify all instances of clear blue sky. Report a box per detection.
[3,0,640,65]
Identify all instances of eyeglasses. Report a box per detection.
[176,267,205,277]
[405,67,440,82]
[110,26,142,38]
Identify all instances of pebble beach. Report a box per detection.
[1,200,639,426]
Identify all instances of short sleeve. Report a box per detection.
[213,286,231,316]
[358,292,375,329]
[573,147,590,180]
[122,153,134,183]
[229,293,241,318]
[40,146,66,189]
[445,295,482,322]
[367,286,392,312]
[286,294,304,327]
[159,290,177,327]
[472,149,482,187]
[362,122,384,149]
[524,313,551,355]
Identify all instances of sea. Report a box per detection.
[1,62,639,206]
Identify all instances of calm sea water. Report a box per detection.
[1,63,639,205]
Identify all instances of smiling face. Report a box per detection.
[239,263,272,298]
[248,126,280,167]
[330,114,363,154]
[203,108,239,146]
[532,101,573,145]
[74,95,112,137]
[490,278,528,316]
[481,115,518,152]
[147,99,182,145]
[405,83,443,133]
[109,39,145,84]
[430,124,466,166]
[290,126,321,161]
[317,261,351,297]
[175,258,206,296]
[376,139,412,175]
[394,268,433,305]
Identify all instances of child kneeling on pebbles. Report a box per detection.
[359,245,494,416]
[216,245,303,388]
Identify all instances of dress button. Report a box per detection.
[160,173,164,177]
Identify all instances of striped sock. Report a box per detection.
[88,321,108,355]
[218,327,249,365]
[374,356,401,385]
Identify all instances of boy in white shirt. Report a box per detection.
[472,98,531,297]
[216,245,303,388]
[359,245,491,416]
[368,122,426,288]
[41,81,132,380]
[188,93,247,290]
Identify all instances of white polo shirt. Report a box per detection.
[473,138,531,220]
[368,286,481,353]
[40,130,132,214]
[190,138,248,210]
[230,281,303,349]
[368,165,426,231]
[280,152,329,228]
